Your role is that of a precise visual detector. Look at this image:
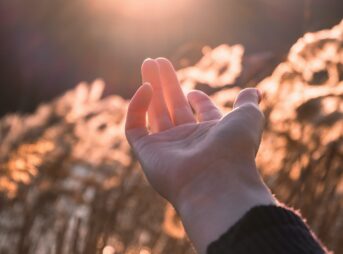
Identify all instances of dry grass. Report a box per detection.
[0,21,342,254]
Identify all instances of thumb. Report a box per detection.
[233,88,262,109]
[231,88,265,155]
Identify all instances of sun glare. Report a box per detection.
[88,0,193,19]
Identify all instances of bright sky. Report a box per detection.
[87,0,194,19]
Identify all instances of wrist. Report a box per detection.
[174,162,277,254]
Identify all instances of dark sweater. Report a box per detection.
[207,205,329,254]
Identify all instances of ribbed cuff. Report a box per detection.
[207,205,327,254]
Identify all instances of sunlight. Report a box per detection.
[88,0,193,19]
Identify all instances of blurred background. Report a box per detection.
[0,0,342,116]
[0,1,342,254]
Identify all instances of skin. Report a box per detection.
[125,58,276,254]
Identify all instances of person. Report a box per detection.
[125,58,328,254]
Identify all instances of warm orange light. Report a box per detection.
[87,0,193,19]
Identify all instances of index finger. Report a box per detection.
[125,83,153,142]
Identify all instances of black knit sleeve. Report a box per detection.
[207,205,328,254]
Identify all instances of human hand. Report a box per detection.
[125,58,276,253]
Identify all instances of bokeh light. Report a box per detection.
[0,20,342,253]
[0,1,342,253]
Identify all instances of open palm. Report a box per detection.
[125,58,266,206]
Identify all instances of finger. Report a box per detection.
[232,88,265,140]
[125,83,153,143]
[233,88,262,109]
[141,59,173,132]
[187,90,222,122]
[232,88,264,129]
[156,57,195,125]
[229,88,265,155]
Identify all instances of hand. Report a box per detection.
[125,58,276,253]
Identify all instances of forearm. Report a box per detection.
[174,162,276,254]
[173,163,327,254]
